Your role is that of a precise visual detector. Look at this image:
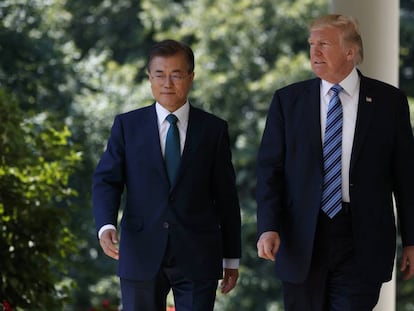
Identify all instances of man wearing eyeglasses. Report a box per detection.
[93,39,241,311]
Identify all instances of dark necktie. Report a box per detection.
[321,84,343,218]
[165,114,180,185]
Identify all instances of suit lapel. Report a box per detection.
[350,75,375,172]
[306,75,375,175]
[179,106,203,176]
[170,105,203,190]
[145,104,170,184]
[307,78,324,171]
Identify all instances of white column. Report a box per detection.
[330,0,399,85]
[330,1,399,311]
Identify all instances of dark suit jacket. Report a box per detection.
[93,103,241,281]
[257,71,414,284]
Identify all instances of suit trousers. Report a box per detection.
[282,207,382,311]
[120,238,218,311]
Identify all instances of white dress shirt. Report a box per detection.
[320,68,360,202]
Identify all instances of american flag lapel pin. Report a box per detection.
[366,96,373,103]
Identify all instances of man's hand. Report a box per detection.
[99,229,119,260]
[257,231,280,261]
[220,268,239,294]
[401,245,414,281]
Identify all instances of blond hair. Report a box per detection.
[310,14,364,65]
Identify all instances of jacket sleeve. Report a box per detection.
[212,121,242,259]
[256,91,286,237]
[92,115,125,232]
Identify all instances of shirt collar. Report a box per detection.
[321,68,360,97]
[155,101,190,126]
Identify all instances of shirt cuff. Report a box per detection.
[98,224,117,239]
[223,258,240,269]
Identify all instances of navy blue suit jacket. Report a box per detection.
[93,103,241,281]
[257,72,414,284]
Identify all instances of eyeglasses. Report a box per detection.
[150,73,191,84]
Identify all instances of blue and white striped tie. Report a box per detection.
[321,84,343,218]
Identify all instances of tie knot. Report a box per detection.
[331,84,343,95]
[166,114,178,125]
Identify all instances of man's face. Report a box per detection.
[309,26,355,83]
[148,53,194,112]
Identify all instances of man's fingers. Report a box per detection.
[401,260,413,281]
[265,242,276,260]
[220,269,239,294]
[99,229,119,260]
[257,240,275,261]
[257,231,280,261]
[220,278,236,294]
[400,246,414,281]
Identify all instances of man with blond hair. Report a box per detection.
[257,14,414,310]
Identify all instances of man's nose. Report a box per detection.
[163,76,173,87]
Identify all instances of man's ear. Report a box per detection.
[346,46,356,61]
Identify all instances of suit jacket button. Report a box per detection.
[163,222,169,229]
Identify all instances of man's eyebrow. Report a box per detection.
[153,69,185,73]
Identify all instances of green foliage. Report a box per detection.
[64,0,153,64]
[0,90,81,308]
[0,0,76,116]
